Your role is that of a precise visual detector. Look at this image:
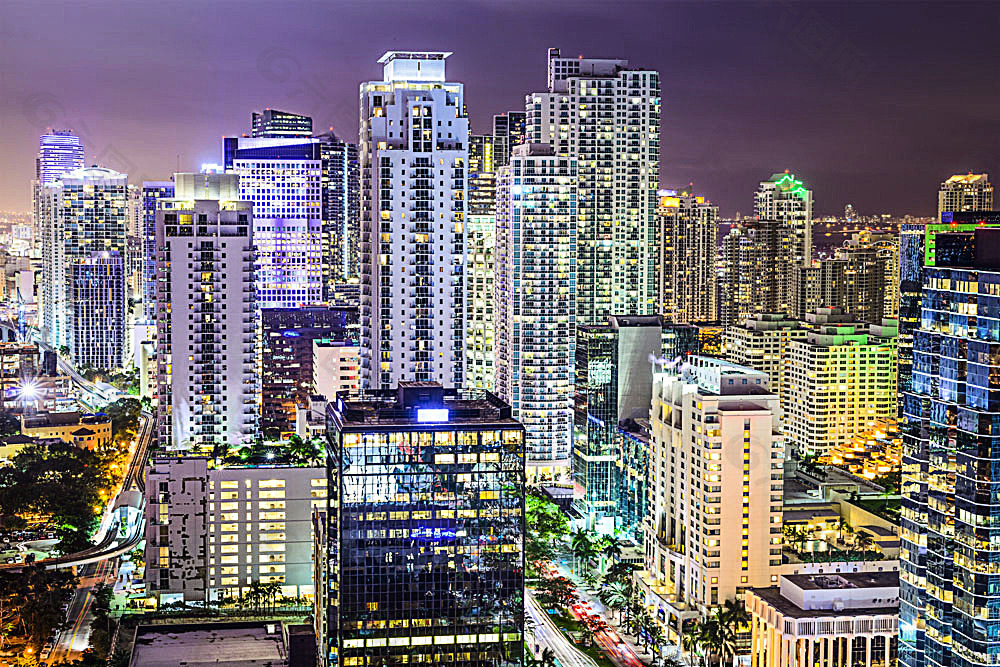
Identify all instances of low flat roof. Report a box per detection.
[752,586,897,620]
[129,624,286,667]
[785,570,898,590]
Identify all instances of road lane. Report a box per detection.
[526,590,599,667]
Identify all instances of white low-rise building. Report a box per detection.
[746,572,898,667]
[144,456,326,606]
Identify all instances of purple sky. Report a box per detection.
[2,0,999,216]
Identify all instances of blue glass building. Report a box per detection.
[901,226,1000,667]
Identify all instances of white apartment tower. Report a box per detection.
[495,144,578,477]
[658,188,718,323]
[39,166,129,368]
[359,51,468,390]
[724,313,808,400]
[644,357,784,614]
[155,173,258,451]
[33,130,84,253]
[526,47,660,324]
[938,173,993,219]
[755,172,813,266]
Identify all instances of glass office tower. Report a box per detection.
[900,227,1000,667]
[322,383,525,667]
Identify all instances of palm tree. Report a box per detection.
[601,537,622,572]
[539,647,558,667]
[855,532,875,557]
[570,529,592,573]
[577,623,597,648]
[599,581,630,625]
[720,598,749,634]
[681,624,705,667]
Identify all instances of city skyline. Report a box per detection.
[3,1,999,216]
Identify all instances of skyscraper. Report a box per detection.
[937,172,992,219]
[643,357,783,615]
[491,111,526,166]
[495,144,577,478]
[658,188,718,323]
[526,47,660,324]
[251,108,313,138]
[755,171,813,266]
[465,134,497,391]
[359,51,468,390]
[719,219,796,326]
[320,383,525,667]
[899,227,1000,667]
[39,166,129,367]
[141,181,175,322]
[225,120,359,306]
[154,173,257,452]
[35,130,84,186]
[71,251,126,369]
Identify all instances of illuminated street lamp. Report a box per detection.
[17,379,39,415]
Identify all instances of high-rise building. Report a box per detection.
[574,315,662,531]
[154,173,257,452]
[319,383,525,667]
[658,188,718,323]
[39,166,129,366]
[495,144,577,478]
[782,309,898,457]
[719,219,796,326]
[526,47,660,324]
[71,251,126,369]
[492,111,526,166]
[724,313,808,400]
[144,456,326,605]
[791,231,899,324]
[359,52,468,390]
[937,172,992,219]
[899,227,1000,667]
[312,339,360,401]
[755,172,813,265]
[141,181,175,322]
[32,131,85,259]
[260,306,358,437]
[251,108,313,138]
[225,126,359,305]
[643,356,783,617]
[465,135,497,392]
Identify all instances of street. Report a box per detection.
[526,590,598,667]
[44,558,115,665]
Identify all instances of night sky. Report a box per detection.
[2,0,999,217]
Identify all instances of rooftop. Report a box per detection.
[329,384,520,429]
[128,623,286,667]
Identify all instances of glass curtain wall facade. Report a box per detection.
[323,385,525,667]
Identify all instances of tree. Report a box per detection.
[603,560,636,587]
[576,622,596,648]
[539,647,557,667]
[0,412,19,437]
[681,623,705,667]
[88,584,115,657]
[0,566,77,649]
[534,575,578,609]
[102,397,141,444]
[525,492,568,574]
[598,580,630,625]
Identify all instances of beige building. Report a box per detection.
[725,313,808,400]
[21,411,112,450]
[746,572,898,667]
[658,188,718,324]
[938,173,992,220]
[782,311,897,457]
[642,357,784,626]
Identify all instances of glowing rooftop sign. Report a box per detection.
[417,408,449,423]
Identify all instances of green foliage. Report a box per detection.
[524,490,569,573]
[0,412,19,437]
[534,575,578,608]
[0,566,77,649]
[102,397,142,443]
[0,441,104,552]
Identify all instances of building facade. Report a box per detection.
[70,250,126,369]
[782,310,898,457]
[724,313,808,401]
[644,357,783,621]
[719,219,797,327]
[312,339,360,401]
[526,47,660,323]
[261,306,358,437]
[33,130,85,252]
[251,108,313,138]
[154,174,257,452]
[141,181,175,322]
[755,172,813,267]
[320,383,525,667]
[495,144,577,478]
[465,134,497,391]
[144,456,326,605]
[899,227,1000,667]
[937,173,992,219]
[574,315,662,532]
[658,188,718,323]
[39,166,129,365]
[746,573,898,667]
[359,51,468,390]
